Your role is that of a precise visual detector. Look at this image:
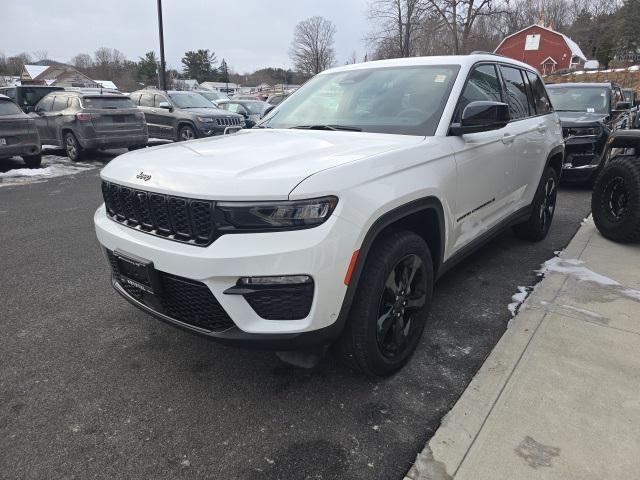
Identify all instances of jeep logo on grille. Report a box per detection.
[136,172,151,182]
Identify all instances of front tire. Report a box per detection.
[64,132,83,161]
[178,125,196,142]
[513,166,558,241]
[337,230,434,377]
[592,156,640,243]
[23,154,42,168]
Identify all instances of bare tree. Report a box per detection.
[368,0,428,58]
[71,53,93,70]
[289,16,336,75]
[32,50,49,62]
[424,0,499,54]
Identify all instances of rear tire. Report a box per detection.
[592,156,640,243]
[513,166,558,241]
[337,230,434,377]
[23,154,42,168]
[64,132,83,161]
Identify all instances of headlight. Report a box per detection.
[197,116,215,123]
[563,126,601,138]
[216,196,338,230]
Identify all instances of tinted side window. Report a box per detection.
[499,65,529,120]
[521,70,537,114]
[456,64,502,121]
[36,96,54,112]
[139,94,154,107]
[526,71,551,114]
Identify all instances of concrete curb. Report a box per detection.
[404,220,596,480]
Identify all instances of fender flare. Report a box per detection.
[333,196,446,333]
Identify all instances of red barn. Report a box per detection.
[495,24,587,75]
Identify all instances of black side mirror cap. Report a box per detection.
[615,101,631,110]
[450,101,510,136]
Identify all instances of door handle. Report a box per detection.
[536,124,547,133]
[501,133,515,144]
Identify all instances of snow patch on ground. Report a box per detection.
[508,286,530,317]
[0,155,95,186]
[540,258,640,302]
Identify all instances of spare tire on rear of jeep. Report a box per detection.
[592,156,640,243]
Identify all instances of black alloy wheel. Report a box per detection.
[376,254,428,360]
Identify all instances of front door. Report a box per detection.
[446,63,517,253]
[153,94,177,139]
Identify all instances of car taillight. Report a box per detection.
[76,112,92,121]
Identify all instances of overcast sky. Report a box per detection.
[2,0,371,73]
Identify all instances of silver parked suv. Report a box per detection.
[31,91,148,161]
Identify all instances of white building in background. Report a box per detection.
[199,81,241,95]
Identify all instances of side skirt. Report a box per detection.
[436,204,532,280]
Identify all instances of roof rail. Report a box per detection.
[470,51,508,58]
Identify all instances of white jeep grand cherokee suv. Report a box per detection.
[95,54,563,376]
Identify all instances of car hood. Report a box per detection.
[180,107,238,117]
[101,128,422,200]
[556,111,608,125]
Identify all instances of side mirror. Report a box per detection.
[450,101,510,135]
[158,101,172,111]
[615,101,631,110]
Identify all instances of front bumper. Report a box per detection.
[562,136,605,182]
[94,204,359,345]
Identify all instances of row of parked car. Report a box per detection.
[0,85,276,167]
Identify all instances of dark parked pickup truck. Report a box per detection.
[546,82,631,184]
[31,91,148,161]
[0,94,42,167]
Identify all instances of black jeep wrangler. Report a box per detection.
[546,82,631,185]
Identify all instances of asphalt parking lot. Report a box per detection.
[0,148,592,480]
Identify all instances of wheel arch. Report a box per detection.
[546,145,564,179]
[334,196,446,334]
[176,121,197,140]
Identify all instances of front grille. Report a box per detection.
[244,283,314,320]
[107,250,235,332]
[102,181,215,246]
[216,117,242,126]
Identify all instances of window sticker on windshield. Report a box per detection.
[587,108,595,113]
[434,74,447,83]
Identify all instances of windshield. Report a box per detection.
[21,87,61,107]
[546,86,609,114]
[0,100,22,115]
[197,91,227,101]
[262,65,459,135]
[82,97,135,109]
[169,93,215,109]
[244,101,270,114]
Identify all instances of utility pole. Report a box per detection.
[156,0,167,91]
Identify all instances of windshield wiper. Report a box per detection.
[290,124,362,132]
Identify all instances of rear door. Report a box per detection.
[138,93,160,137]
[448,63,518,251]
[498,65,547,209]
[31,95,55,143]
